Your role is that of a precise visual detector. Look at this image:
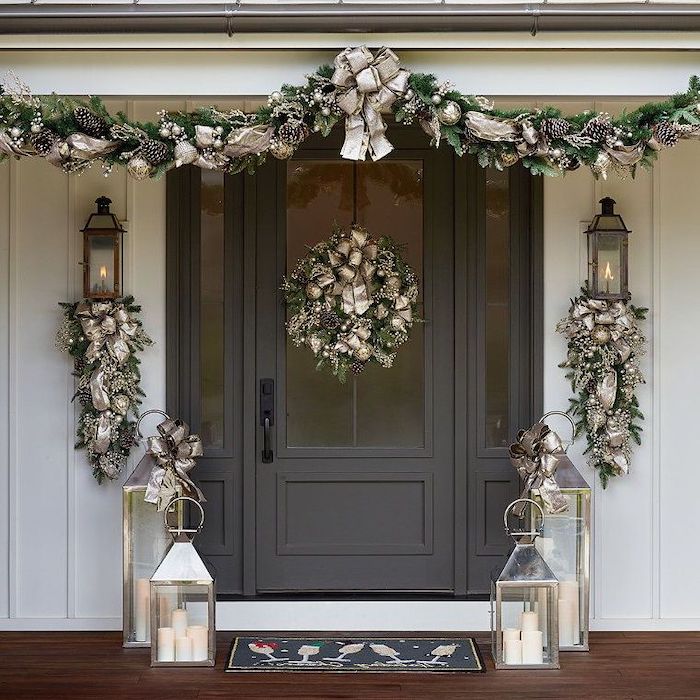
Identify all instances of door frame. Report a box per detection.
[166,128,543,599]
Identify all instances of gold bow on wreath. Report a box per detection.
[327,227,379,316]
[332,46,411,161]
[509,416,572,516]
[141,414,206,511]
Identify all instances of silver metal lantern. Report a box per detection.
[491,499,560,670]
[531,413,591,651]
[123,410,182,648]
[150,497,216,667]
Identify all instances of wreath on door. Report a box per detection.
[282,225,420,382]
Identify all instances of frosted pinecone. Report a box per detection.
[580,116,613,143]
[351,360,366,375]
[73,106,108,138]
[653,121,680,148]
[140,138,170,165]
[31,128,57,156]
[277,119,308,145]
[540,118,571,140]
[320,309,340,330]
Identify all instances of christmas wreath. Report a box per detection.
[283,226,419,381]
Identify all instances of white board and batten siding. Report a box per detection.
[0,48,698,631]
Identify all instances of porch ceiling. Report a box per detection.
[2,2,700,35]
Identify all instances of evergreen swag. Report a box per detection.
[56,297,152,483]
[557,290,647,487]
[1,49,700,180]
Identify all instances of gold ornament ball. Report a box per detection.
[592,325,611,345]
[305,282,323,300]
[127,156,151,181]
[592,151,611,179]
[174,140,198,167]
[437,100,462,126]
[390,316,406,331]
[269,140,295,160]
[354,343,373,362]
[385,275,402,290]
[500,151,520,168]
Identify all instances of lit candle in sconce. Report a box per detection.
[604,260,614,294]
[99,265,108,293]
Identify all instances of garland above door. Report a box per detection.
[1,46,699,180]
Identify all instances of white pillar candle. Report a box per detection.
[503,638,523,665]
[159,588,175,628]
[558,598,576,647]
[157,627,175,662]
[175,635,193,662]
[502,628,520,645]
[171,608,188,639]
[560,579,580,645]
[522,630,544,665]
[520,610,539,633]
[186,625,209,662]
[134,578,150,643]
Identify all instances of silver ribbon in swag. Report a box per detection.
[509,421,569,515]
[144,416,206,510]
[331,46,410,161]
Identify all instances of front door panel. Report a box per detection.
[255,141,455,592]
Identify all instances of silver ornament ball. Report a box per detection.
[10,126,21,138]
[127,156,152,181]
[30,123,42,134]
[174,140,198,167]
[269,91,283,105]
[431,94,442,105]
[436,100,462,126]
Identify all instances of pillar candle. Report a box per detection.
[171,608,188,639]
[558,598,576,647]
[134,578,150,643]
[159,588,176,628]
[503,638,523,665]
[175,636,193,662]
[502,628,520,645]
[187,625,209,662]
[157,627,175,662]
[522,630,544,664]
[520,610,539,633]
[560,579,580,644]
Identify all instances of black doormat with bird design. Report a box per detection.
[226,637,485,673]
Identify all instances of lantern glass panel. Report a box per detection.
[86,234,118,296]
[595,233,623,297]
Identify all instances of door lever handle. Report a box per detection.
[260,378,274,463]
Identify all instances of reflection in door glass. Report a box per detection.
[484,169,510,448]
[286,160,425,448]
[200,170,225,448]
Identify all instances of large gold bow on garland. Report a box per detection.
[509,421,569,516]
[144,416,205,510]
[331,46,411,161]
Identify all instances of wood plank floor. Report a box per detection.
[1,631,699,699]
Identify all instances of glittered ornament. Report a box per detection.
[499,150,520,168]
[591,325,611,345]
[354,343,372,362]
[73,106,108,138]
[305,282,323,300]
[269,138,295,160]
[390,316,406,332]
[436,100,462,126]
[173,140,198,167]
[591,151,611,180]
[127,156,151,181]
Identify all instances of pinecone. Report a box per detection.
[73,106,108,138]
[320,309,340,330]
[30,128,57,156]
[580,116,613,143]
[277,119,308,145]
[653,121,679,148]
[140,138,170,165]
[540,118,571,140]
[351,360,366,375]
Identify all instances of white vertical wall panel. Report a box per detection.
[0,152,9,619]
[13,159,70,618]
[657,141,700,620]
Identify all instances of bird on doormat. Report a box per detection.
[369,643,413,664]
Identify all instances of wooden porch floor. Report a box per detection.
[1,631,699,699]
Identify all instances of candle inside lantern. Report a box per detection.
[171,608,188,638]
[134,578,150,643]
[99,264,108,292]
[187,625,209,662]
[559,579,580,646]
[504,638,523,665]
[522,630,544,664]
[520,610,539,633]
[175,635,193,662]
[558,598,576,647]
[157,627,175,662]
[604,260,614,294]
[502,628,520,645]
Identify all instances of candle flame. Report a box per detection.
[603,261,614,281]
[99,265,107,280]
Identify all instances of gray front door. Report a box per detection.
[254,135,455,592]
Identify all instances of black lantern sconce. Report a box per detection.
[586,197,630,301]
[82,196,124,300]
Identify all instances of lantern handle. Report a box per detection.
[540,410,576,452]
[503,498,544,542]
[164,496,205,535]
[136,409,171,441]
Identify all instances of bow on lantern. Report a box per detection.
[331,46,411,161]
[509,422,569,516]
[327,227,378,316]
[144,417,205,510]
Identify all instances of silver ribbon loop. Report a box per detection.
[509,421,569,515]
[75,301,137,366]
[144,417,206,510]
[332,46,410,161]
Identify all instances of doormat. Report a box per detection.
[226,637,485,673]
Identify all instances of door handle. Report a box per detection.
[260,378,274,463]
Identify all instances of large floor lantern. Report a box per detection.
[491,499,560,670]
[150,497,216,667]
